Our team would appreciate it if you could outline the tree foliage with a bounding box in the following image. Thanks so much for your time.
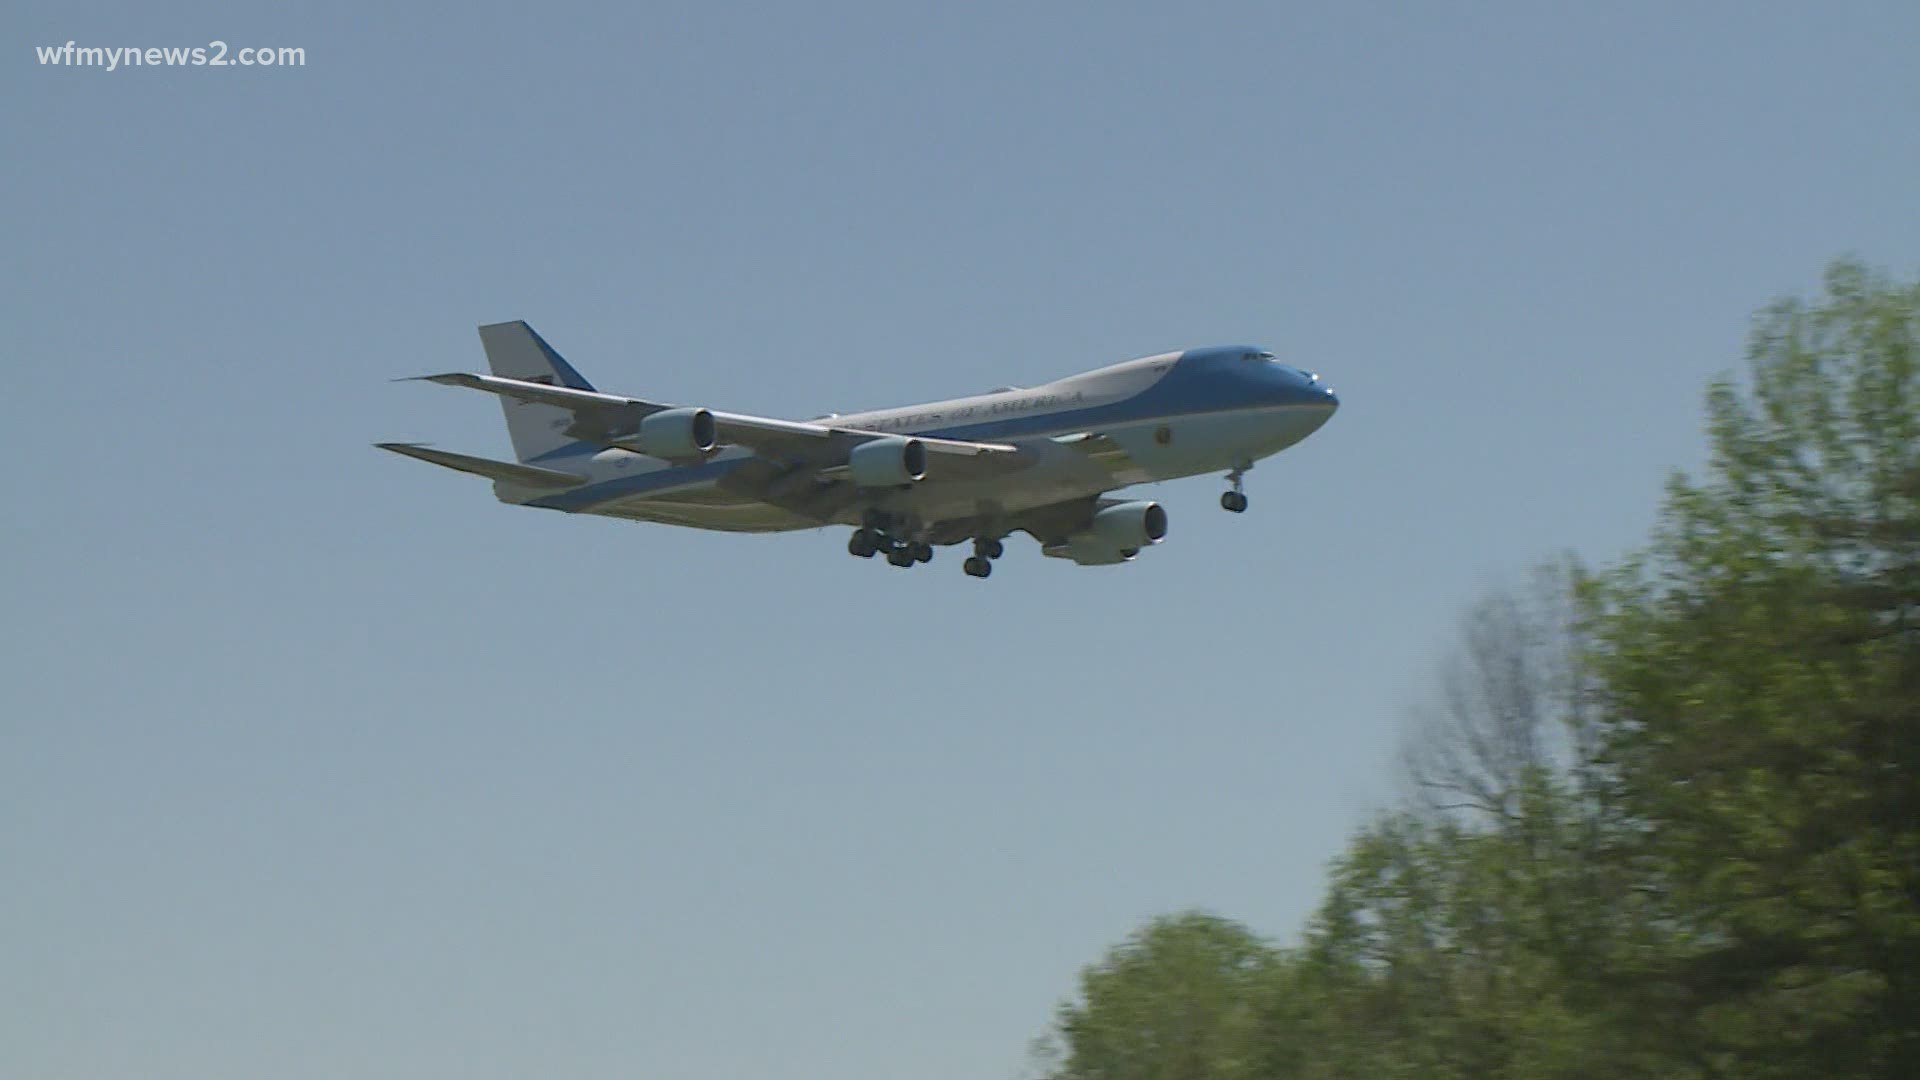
[1035,260,1919,1080]
[1585,258,1920,1076]
[1044,913,1278,1080]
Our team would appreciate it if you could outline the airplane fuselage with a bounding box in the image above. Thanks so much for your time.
[507,345,1338,536]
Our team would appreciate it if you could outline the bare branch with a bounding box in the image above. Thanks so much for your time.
[1401,557,1589,830]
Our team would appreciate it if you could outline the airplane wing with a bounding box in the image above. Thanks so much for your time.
[410,372,1025,476]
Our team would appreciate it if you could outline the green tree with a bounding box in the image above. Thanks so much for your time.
[1033,260,1918,1080]
[1383,559,1698,1077]
[1298,806,1666,1080]
[1587,259,1920,1076]
[1040,913,1279,1080]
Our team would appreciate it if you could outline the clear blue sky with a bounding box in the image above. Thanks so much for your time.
[5,2,1916,1077]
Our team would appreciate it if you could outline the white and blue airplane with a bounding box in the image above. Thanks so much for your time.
[381,322,1338,578]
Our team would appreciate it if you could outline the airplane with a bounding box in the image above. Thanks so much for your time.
[380,322,1339,578]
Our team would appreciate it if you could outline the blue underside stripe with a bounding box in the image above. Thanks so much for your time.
[528,458,744,512]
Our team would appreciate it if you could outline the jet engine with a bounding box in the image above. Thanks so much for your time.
[633,407,718,459]
[848,437,928,487]
[1041,501,1169,565]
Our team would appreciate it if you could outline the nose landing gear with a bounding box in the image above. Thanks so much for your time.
[1220,463,1251,513]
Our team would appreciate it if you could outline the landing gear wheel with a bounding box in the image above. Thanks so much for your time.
[963,556,993,578]
[974,538,1004,560]
[910,541,934,563]
[848,529,880,557]
[1222,463,1251,513]
[887,548,916,568]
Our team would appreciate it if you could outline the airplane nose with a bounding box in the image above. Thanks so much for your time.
[1320,385,1339,411]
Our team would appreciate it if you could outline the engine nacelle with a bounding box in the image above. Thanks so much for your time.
[1041,540,1135,565]
[633,407,717,459]
[847,437,928,487]
[1089,500,1168,549]
[1040,501,1168,565]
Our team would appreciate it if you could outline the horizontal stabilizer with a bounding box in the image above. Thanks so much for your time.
[376,443,588,489]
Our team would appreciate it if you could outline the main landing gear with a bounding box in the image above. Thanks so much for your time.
[848,511,934,569]
[849,511,1005,580]
[962,537,1004,579]
[849,528,932,566]
[1220,463,1251,513]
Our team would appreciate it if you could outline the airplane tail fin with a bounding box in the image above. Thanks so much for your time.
[477,321,597,462]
